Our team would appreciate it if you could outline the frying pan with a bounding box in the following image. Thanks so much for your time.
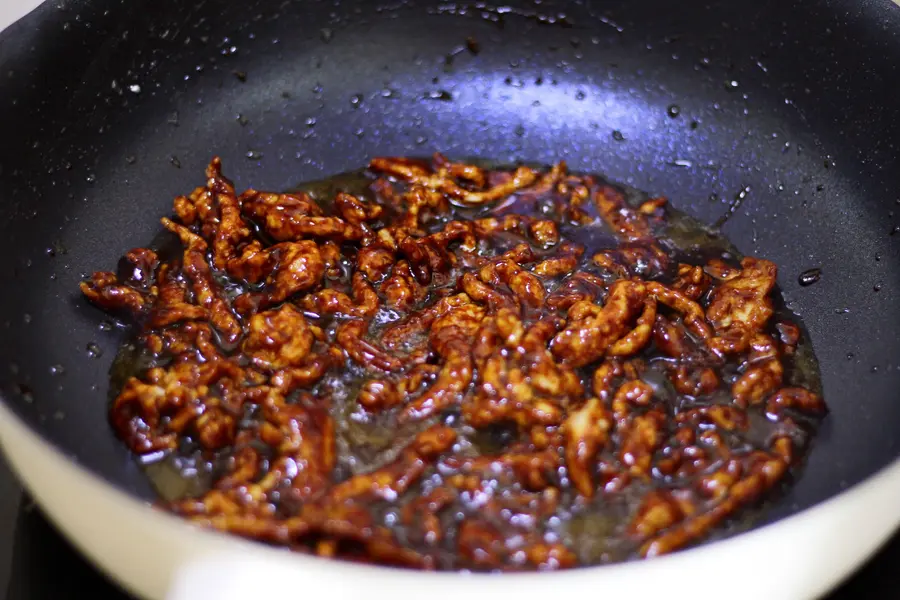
[1,0,900,597]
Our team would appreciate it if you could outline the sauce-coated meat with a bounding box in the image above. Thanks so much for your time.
[82,155,826,571]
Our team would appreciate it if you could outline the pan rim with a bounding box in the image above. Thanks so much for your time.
[2,0,900,596]
[0,0,42,34]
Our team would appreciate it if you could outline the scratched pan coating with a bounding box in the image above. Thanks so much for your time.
[0,0,899,545]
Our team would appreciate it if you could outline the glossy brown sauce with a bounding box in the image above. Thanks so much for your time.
[84,155,825,570]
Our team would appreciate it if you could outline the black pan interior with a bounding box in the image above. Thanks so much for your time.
[1,0,900,527]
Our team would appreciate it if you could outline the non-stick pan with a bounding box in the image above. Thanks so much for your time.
[2,0,900,598]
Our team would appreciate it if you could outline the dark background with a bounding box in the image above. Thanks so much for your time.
[0,453,896,598]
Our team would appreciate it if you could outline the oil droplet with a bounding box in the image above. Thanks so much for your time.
[237,114,249,126]
[128,83,142,94]
[305,116,317,127]
[49,364,65,376]
[667,104,681,118]
[415,135,428,145]
[350,94,363,107]
[847,352,855,360]
[246,150,263,160]
[798,268,821,287]
[574,90,586,101]
[99,320,113,331]
[16,383,33,404]
[86,342,102,358]
[873,282,883,292]
[669,159,693,168]
[890,225,900,236]
[422,90,453,101]
[611,130,625,141]
[834,307,850,314]
[689,120,699,130]
[170,156,182,168]
[725,80,739,91]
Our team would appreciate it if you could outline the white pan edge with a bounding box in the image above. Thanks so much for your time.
[1,401,900,600]
[0,0,43,33]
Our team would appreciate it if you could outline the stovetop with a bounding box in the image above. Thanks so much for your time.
[0,455,897,599]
